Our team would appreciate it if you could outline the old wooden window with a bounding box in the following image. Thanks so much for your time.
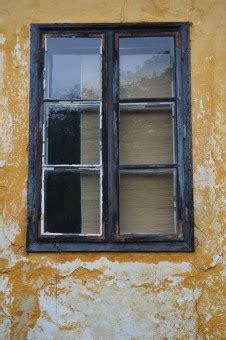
[27,23,194,252]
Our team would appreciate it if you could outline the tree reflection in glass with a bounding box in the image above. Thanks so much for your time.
[119,37,175,99]
[45,38,102,100]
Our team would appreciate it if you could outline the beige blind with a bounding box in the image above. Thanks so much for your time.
[80,111,100,164]
[120,173,175,234]
[81,173,100,234]
[80,111,101,234]
[120,108,173,164]
[120,65,173,99]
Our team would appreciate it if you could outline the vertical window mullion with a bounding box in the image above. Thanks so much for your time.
[101,32,108,241]
[175,32,184,233]
[106,31,119,241]
[177,24,193,246]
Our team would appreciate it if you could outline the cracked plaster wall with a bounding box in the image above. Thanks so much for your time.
[0,0,225,339]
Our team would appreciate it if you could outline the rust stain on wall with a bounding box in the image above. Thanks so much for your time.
[0,0,225,339]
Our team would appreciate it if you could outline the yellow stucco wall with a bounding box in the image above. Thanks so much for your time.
[0,0,225,338]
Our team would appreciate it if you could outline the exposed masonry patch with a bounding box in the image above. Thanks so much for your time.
[0,34,6,45]
[0,160,6,167]
[210,254,223,268]
[1,45,12,155]
[20,188,27,209]
[0,51,3,85]
[194,162,216,189]
[12,40,22,64]
[0,218,20,251]
[0,275,11,339]
[12,35,29,68]
[0,276,12,305]
[53,258,192,286]
[0,218,25,267]
[26,270,201,340]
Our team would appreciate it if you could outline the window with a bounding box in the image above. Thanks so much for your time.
[27,23,194,252]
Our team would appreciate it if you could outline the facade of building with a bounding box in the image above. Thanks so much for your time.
[0,0,225,338]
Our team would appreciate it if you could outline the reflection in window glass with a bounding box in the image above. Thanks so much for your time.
[119,37,175,99]
[45,37,102,100]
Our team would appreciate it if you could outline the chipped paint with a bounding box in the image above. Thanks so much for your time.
[0,0,225,338]
[0,34,6,45]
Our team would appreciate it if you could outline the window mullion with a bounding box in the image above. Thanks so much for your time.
[106,31,119,242]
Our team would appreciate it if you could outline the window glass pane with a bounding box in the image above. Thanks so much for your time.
[119,37,175,99]
[44,171,100,234]
[120,104,174,164]
[45,37,102,100]
[120,172,175,234]
[45,104,100,165]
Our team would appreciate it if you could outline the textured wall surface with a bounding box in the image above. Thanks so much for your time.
[0,0,225,339]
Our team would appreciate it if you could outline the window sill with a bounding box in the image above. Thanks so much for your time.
[27,241,194,252]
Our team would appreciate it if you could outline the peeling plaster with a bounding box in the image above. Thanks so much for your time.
[0,0,225,339]
[0,34,6,45]
[195,163,216,189]
[0,218,20,251]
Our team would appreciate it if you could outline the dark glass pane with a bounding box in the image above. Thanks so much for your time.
[45,37,102,100]
[119,37,175,99]
[44,171,100,234]
[46,105,100,165]
[120,104,174,164]
[120,172,175,234]
[45,171,81,233]
[48,109,81,164]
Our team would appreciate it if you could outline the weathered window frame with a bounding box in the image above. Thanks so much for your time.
[27,23,194,252]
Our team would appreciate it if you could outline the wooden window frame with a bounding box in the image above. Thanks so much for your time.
[27,23,194,252]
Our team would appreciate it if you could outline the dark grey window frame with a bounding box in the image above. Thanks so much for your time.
[27,23,194,252]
